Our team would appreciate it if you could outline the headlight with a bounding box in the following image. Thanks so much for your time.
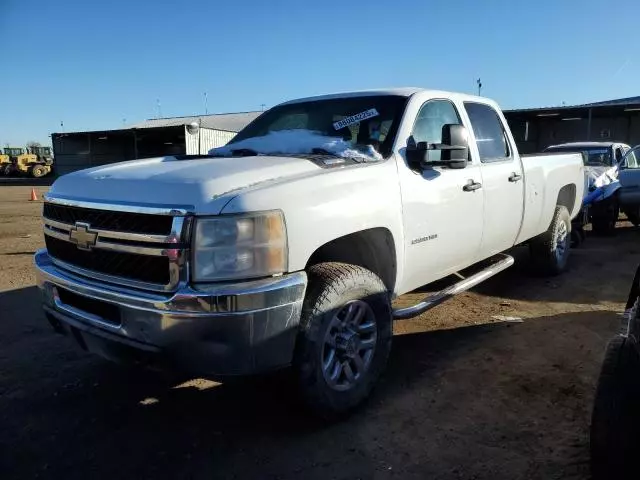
[192,211,287,282]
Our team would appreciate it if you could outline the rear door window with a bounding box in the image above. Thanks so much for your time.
[463,102,511,163]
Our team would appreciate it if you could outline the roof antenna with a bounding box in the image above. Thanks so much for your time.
[476,78,482,96]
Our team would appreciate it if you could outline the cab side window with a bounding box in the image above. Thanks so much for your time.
[411,100,462,162]
[624,149,639,168]
[463,102,511,163]
[615,147,624,164]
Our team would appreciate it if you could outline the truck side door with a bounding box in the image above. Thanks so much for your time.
[619,146,640,208]
[396,98,484,293]
[463,102,524,259]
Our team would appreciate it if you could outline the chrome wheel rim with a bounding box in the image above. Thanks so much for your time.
[555,220,569,262]
[321,300,377,391]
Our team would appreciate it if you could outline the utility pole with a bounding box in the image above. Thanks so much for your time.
[260,103,266,112]
[204,92,208,115]
[156,99,162,119]
[476,78,482,96]
[60,121,64,133]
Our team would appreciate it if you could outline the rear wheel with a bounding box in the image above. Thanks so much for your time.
[294,262,392,418]
[530,206,571,276]
[590,336,640,480]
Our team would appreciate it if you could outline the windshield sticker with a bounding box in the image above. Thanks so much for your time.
[333,109,379,130]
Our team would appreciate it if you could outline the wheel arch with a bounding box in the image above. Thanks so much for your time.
[556,183,577,215]
[305,228,397,293]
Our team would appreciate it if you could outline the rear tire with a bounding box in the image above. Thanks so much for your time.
[530,205,571,276]
[294,262,392,418]
[592,198,619,234]
[31,165,46,178]
[624,207,640,227]
[590,336,640,480]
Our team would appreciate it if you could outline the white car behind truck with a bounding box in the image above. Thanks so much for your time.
[544,141,632,234]
[35,88,584,415]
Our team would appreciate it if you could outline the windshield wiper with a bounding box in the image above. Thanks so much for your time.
[310,147,367,163]
[231,148,259,157]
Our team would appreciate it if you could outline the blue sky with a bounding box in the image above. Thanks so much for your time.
[1,0,638,146]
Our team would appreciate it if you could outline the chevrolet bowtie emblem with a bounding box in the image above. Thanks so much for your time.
[69,222,98,251]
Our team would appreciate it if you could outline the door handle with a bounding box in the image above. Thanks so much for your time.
[508,172,523,182]
[463,180,482,192]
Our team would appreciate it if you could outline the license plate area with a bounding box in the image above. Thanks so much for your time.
[56,287,122,327]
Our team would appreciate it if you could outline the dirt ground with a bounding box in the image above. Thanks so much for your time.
[0,184,636,479]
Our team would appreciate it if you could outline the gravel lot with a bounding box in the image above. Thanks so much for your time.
[1,184,636,479]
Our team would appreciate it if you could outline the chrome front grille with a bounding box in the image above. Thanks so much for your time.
[42,197,191,292]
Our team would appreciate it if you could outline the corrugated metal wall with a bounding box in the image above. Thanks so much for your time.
[185,127,236,154]
[52,132,137,176]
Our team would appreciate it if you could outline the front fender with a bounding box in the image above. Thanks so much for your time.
[220,159,406,295]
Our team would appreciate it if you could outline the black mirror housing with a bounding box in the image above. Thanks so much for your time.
[406,139,427,169]
[406,124,470,170]
[441,124,469,169]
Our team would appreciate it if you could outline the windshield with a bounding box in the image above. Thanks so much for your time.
[219,95,408,161]
[545,145,614,166]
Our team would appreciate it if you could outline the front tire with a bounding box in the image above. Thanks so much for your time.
[530,205,571,276]
[294,262,392,417]
[590,336,640,480]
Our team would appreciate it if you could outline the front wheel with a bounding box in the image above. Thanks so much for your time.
[294,262,392,417]
[530,205,571,276]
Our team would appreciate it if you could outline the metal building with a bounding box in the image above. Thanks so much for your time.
[51,111,261,176]
[504,96,640,154]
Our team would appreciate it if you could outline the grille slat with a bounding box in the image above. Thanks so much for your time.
[43,203,178,287]
[45,236,170,285]
[43,203,173,235]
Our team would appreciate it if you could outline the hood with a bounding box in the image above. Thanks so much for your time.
[48,155,323,214]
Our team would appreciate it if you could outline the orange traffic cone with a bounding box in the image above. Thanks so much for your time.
[29,188,38,201]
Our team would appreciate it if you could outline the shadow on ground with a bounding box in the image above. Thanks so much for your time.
[0,285,618,480]
[0,177,55,187]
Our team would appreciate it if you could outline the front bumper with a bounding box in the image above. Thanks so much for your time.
[34,249,307,375]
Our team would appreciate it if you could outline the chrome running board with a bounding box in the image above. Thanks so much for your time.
[392,254,515,320]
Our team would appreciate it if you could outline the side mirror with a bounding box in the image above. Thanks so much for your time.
[440,124,469,169]
[406,124,470,170]
[406,137,427,169]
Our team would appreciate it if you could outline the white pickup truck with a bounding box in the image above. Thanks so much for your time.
[35,88,584,415]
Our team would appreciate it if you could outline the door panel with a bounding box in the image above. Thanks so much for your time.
[463,102,524,258]
[619,147,640,207]
[397,99,484,294]
[477,161,524,256]
[399,165,484,292]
